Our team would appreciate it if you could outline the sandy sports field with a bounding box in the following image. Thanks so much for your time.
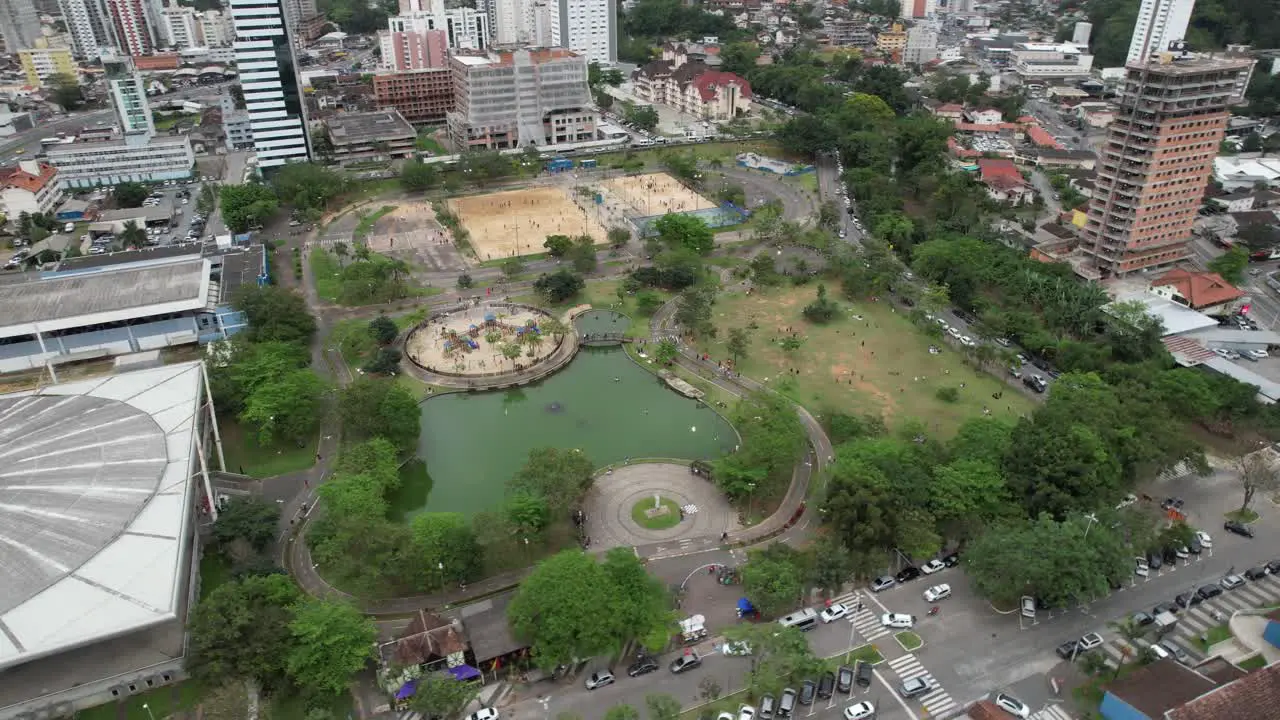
[602,172,715,217]
[448,186,608,261]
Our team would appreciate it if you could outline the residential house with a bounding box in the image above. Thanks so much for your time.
[1098,659,1220,720]
[1165,662,1280,720]
[0,160,62,217]
[1210,189,1256,213]
[930,102,964,122]
[631,50,751,121]
[964,107,1003,125]
[977,157,1033,205]
[1149,268,1244,315]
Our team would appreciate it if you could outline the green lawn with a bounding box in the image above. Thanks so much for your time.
[631,496,682,529]
[693,286,1032,437]
[895,631,923,651]
[265,691,353,720]
[511,278,670,340]
[199,552,232,601]
[309,249,343,303]
[220,419,316,478]
[1238,654,1267,671]
[1225,508,1259,523]
[1194,623,1233,652]
[331,317,380,368]
[74,682,206,720]
[354,205,397,241]
[842,643,884,665]
[416,131,447,155]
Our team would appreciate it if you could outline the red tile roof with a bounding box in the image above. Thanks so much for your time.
[1151,268,1244,309]
[935,103,964,113]
[954,121,1020,133]
[966,700,1005,720]
[0,162,56,194]
[1167,662,1280,720]
[978,158,1025,189]
[691,70,752,102]
[1027,124,1065,149]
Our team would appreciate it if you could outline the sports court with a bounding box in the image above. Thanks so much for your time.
[448,186,609,261]
[602,172,716,216]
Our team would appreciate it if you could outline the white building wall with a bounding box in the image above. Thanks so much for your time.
[48,135,194,187]
[551,0,614,64]
[1126,0,1194,65]
[58,0,118,58]
[230,0,310,167]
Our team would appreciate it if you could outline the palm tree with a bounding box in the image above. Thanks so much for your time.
[500,342,522,365]
[540,317,568,338]
[1107,618,1146,678]
[334,242,349,260]
[1078,651,1109,678]
[354,245,371,262]
[120,220,147,249]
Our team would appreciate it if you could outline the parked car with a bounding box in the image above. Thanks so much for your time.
[628,656,659,676]
[871,575,896,592]
[467,709,499,720]
[1176,591,1204,609]
[1132,612,1154,627]
[738,705,756,720]
[1158,641,1191,664]
[1244,566,1269,581]
[1195,531,1213,548]
[585,671,614,690]
[821,603,849,623]
[836,666,854,694]
[1023,375,1048,393]
[854,661,873,688]
[941,552,960,567]
[817,672,835,699]
[920,559,946,575]
[1224,520,1254,538]
[895,566,922,583]
[881,613,915,629]
[923,584,952,602]
[1197,584,1224,600]
[1056,640,1082,659]
[1267,559,1280,574]
[670,653,702,674]
[899,676,932,698]
[1079,633,1104,651]
[759,695,776,719]
[994,693,1030,719]
[797,680,816,706]
[842,702,875,720]
[1221,574,1245,590]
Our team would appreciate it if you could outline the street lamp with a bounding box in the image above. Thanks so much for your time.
[1083,512,1098,539]
[142,704,156,720]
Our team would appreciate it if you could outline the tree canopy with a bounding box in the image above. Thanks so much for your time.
[286,598,377,696]
[232,285,317,346]
[187,574,302,693]
[220,183,280,233]
[338,377,421,454]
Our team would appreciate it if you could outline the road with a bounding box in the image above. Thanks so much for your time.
[815,153,862,243]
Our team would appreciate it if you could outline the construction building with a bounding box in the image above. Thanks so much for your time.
[373,68,455,125]
[1080,53,1255,277]
[446,48,595,151]
[18,42,78,88]
[321,109,417,165]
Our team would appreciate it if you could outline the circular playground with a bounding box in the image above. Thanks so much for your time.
[404,302,565,380]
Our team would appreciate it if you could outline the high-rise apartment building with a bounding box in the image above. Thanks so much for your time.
[0,0,42,53]
[104,55,154,135]
[373,67,454,124]
[447,48,595,150]
[1126,0,1194,65]
[106,0,155,56]
[549,0,615,64]
[280,0,318,46]
[230,0,311,168]
[19,42,77,87]
[199,10,232,46]
[59,0,119,58]
[899,0,936,19]
[162,5,202,49]
[380,5,489,70]
[1080,54,1255,276]
[481,0,527,45]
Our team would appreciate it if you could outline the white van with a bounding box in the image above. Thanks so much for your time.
[777,607,819,632]
[63,222,75,233]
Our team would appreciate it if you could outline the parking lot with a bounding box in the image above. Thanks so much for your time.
[80,182,208,255]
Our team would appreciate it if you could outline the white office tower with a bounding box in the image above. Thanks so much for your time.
[1072,21,1092,45]
[482,0,526,45]
[230,0,311,168]
[1126,0,1195,64]
[199,10,232,46]
[104,56,154,135]
[0,0,41,53]
[163,5,202,49]
[549,0,615,63]
[529,0,552,46]
[59,0,119,58]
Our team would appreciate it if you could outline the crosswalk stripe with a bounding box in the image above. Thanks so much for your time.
[1031,705,1074,720]
[1218,594,1250,612]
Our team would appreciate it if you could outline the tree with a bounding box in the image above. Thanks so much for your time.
[239,368,326,446]
[605,706,641,720]
[457,273,474,289]
[220,183,280,233]
[623,104,660,131]
[741,542,807,618]
[120,220,147,249]
[502,258,525,279]
[727,327,750,366]
[508,549,671,669]
[114,182,149,208]
[362,347,402,375]
[654,213,714,255]
[50,73,83,110]
[211,496,281,558]
[233,285,316,346]
[674,284,716,337]
[807,537,857,594]
[400,161,440,192]
[410,673,481,719]
[802,283,839,323]
[507,447,596,512]
[1235,451,1280,514]
[645,694,682,720]
[720,42,761,76]
[505,492,551,536]
[635,291,664,316]
[410,512,483,588]
[187,574,302,693]
[338,377,421,454]
[533,269,585,303]
[368,316,398,345]
[568,235,598,274]
[1208,246,1249,284]
[608,226,631,249]
[654,338,678,365]
[544,234,574,257]
[269,163,349,214]
[286,598,377,696]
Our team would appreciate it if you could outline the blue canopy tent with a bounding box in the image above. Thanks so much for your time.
[448,665,482,681]
[737,598,755,618]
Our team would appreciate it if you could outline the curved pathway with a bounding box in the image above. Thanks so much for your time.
[583,463,742,550]
[278,159,831,614]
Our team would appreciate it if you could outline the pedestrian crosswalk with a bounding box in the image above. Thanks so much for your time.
[1030,704,1075,720]
[829,592,889,642]
[1095,573,1280,669]
[886,654,958,717]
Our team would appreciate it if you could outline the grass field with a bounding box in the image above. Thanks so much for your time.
[632,496,682,529]
[693,286,1033,438]
[354,205,397,241]
[220,419,316,478]
[310,249,342,303]
[510,277,671,339]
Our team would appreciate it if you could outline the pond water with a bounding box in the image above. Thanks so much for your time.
[574,309,631,336]
[401,347,736,516]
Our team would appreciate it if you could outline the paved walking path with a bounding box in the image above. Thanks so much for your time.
[583,463,742,549]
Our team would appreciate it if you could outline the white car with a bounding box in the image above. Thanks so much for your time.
[584,670,614,690]
[716,714,734,720]
[881,613,915,629]
[821,603,850,623]
[1115,493,1138,510]
[468,709,499,720]
[1135,557,1150,577]
[1246,349,1269,360]
[921,559,945,575]
[960,336,976,347]
[738,705,756,720]
[994,693,1030,719]
[923,584,952,602]
[1212,348,1241,360]
[1195,530,1213,548]
[721,640,752,656]
[948,327,962,338]
[843,702,876,720]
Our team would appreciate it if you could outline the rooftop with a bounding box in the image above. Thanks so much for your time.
[0,162,56,194]
[0,259,210,341]
[1103,659,1219,718]
[440,590,526,663]
[1107,291,1220,337]
[1151,268,1243,308]
[55,245,202,273]
[1126,53,1256,75]
[325,110,415,146]
[0,362,203,671]
[95,203,174,224]
[1169,659,1280,720]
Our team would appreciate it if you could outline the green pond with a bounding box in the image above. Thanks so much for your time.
[397,346,737,516]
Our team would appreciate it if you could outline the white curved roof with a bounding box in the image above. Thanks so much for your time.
[0,362,203,671]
